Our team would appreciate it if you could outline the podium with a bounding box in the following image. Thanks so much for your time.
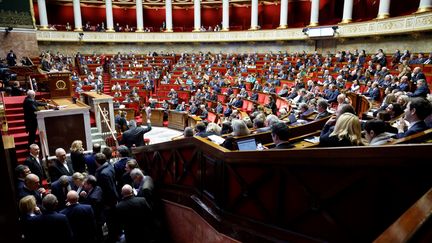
[142,108,164,127]
[36,98,92,158]
[168,111,188,130]
[45,72,73,98]
[82,92,115,134]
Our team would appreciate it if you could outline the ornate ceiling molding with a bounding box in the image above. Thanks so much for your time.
[36,12,432,43]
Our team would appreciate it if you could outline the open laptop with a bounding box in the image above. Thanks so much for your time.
[237,138,257,151]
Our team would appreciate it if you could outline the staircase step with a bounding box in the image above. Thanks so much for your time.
[5,107,23,115]
[6,113,24,121]
[9,126,27,133]
[7,119,25,127]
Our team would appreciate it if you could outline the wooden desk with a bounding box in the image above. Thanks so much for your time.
[188,115,202,128]
[142,108,164,127]
[168,110,188,130]
[114,108,135,121]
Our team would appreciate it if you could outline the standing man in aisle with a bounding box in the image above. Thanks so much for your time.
[23,90,47,146]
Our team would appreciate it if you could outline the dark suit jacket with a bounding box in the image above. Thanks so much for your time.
[30,211,73,243]
[48,159,74,182]
[397,120,429,138]
[409,85,430,98]
[95,162,119,207]
[24,155,46,181]
[50,178,71,209]
[273,142,295,149]
[17,186,42,205]
[315,111,331,120]
[23,97,46,131]
[70,151,86,173]
[121,125,152,148]
[80,186,104,225]
[60,204,97,243]
[115,196,153,243]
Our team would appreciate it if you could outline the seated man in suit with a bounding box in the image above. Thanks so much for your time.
[120,119,152,148]
[199,104,208,120]
[408,79,430,98]
[270,122,294,149]
[24,144,46,183]
[48,148,74,182]
[315,99,331,120]
[397,97,432,138]
[175,101,186,112]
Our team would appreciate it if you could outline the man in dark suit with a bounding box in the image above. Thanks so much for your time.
[17,173,45,205]
[94,153,118,243]
[6,50,17,66]
[15,164,30,191]
[30,194,73,243]
[48,148,74,182]
[51,175,72,210]
[114,185,154,243]
[408,79,430,98]
[61,191,97,243]
[130,168,154,207]
[120,119,152,148]
[80,175,104,242]
[270,122,294,149]
[397,97,432,138]
[24,144,46,183]
[315,100,331,120]
[199,104,208,120]
[411,67,426,85]
[23,90,47,146]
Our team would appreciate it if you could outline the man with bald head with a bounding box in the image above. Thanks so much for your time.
[60,190,97,243]
[17,173,45,205]
[114,184,154,243]
[48,147,74,182]
[23,89,48,146]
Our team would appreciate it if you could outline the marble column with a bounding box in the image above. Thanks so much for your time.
[250,0,259,30]
[417,0,432,13]
[309,0,320,26]
[194,0,201,31]
[376,0,390,19]
[105,0,114,31]
[73,0,83,31]
[136,0,144,32]
[278,0,288,29]
[222,0,229,31]
[340,0,353,24]
[37,0,49,30]
[165,0,173,32]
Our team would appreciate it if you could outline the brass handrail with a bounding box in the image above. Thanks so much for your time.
[97,104,118,148]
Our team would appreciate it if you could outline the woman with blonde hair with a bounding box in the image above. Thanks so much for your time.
[19,195,40,242]
[70,140,86,173]
[319,112,363,147]
[222,119,251,150]
[206,122,222,136]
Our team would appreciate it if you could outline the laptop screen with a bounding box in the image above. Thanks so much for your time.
[237,138,257,151]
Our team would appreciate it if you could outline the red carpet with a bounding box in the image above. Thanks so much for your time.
[3,95,29,163]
